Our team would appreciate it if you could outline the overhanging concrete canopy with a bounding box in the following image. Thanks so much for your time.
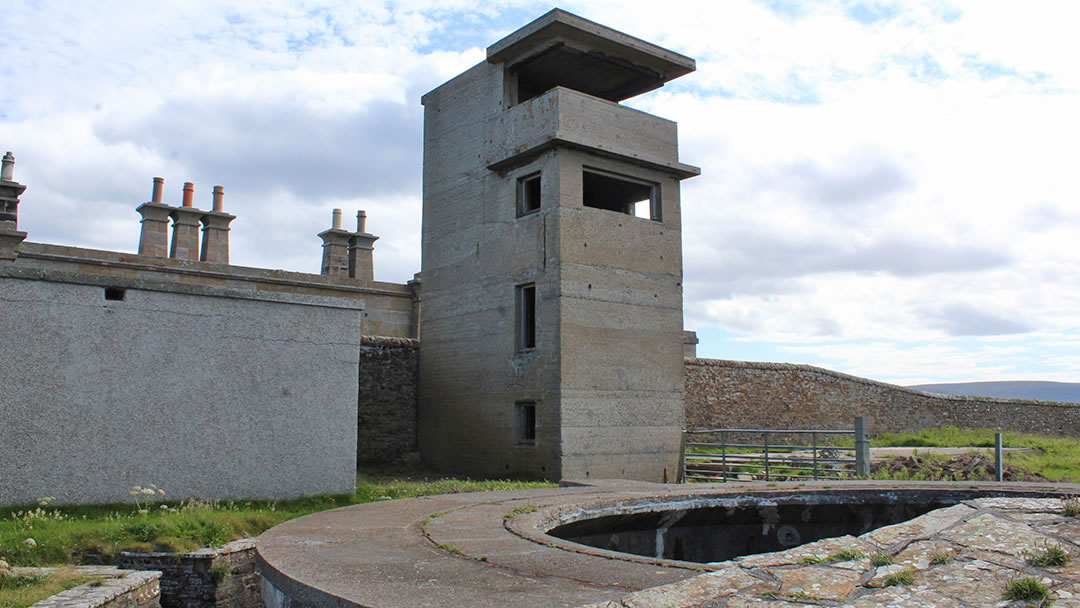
[487,9,696,102]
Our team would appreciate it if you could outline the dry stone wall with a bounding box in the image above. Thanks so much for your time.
[685,358,1080,436]
[357,336,419,463]
[116,540,259,608]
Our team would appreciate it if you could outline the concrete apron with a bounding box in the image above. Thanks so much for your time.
[255,480,1080,608]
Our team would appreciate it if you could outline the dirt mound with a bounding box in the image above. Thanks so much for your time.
[871,453,1048,482]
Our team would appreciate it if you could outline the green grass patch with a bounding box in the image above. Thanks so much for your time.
[1062,496,1080,518]
[828,548,865,562]
[1004,577,1049,602]
[502,504,540,521]
[1,466,554,568]
[0,567,101,608]
[870,553,894,567]
[883,570,915,587]
[799,555,823,564]
[929,552,951,565]
[873,426,1080,482]
[1026,545,1070,568]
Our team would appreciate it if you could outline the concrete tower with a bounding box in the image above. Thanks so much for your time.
[419,10,699,481]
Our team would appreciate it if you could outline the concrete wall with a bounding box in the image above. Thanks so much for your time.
[357,336,419,464]
[554,147,686,482]
[419,44,693,482]
[0,243,416,506]
[419,62,565,479]
[685,358,1080,437]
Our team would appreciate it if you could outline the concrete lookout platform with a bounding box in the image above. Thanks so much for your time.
[255,480,1080,608]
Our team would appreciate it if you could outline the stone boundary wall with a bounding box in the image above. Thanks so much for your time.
[28,567,160,608]
[685,358,1080,437]
[116,540,258,608]
[357,336,420,464]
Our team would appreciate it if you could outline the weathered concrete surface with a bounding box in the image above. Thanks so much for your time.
[685,358,1080,436]
[256,480,1080,608]
[419,9,696,483]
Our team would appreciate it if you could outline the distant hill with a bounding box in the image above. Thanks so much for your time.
[908,381,1080,404]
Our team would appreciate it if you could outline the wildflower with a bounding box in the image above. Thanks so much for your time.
[24,538,37,548]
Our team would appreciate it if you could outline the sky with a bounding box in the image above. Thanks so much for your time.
[2,0,1078,386]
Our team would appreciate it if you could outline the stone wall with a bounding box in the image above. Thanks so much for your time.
[22,567,160,608]
[357,336,419,463]
[685,359,1080,436]
[116,540,259,608]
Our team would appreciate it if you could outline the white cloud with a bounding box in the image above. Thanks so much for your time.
[2,0,1079,383]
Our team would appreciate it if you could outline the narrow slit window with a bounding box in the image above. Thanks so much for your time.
[516,283,536,351]
[518,173,541,216]
[515,401,536,445]
[582,169,661,221]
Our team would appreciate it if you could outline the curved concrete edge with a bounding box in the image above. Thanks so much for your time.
[256,481,1080,608]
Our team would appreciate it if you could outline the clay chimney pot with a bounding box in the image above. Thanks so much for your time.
[182,182,194,207]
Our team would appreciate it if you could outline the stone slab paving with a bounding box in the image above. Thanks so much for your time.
[585,495,1080,607]
[256,481,1080,608]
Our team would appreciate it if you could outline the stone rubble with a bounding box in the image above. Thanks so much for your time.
[581,497,1080,607]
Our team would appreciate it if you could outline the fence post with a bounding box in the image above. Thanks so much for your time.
[677,430,687,483]
[763,431,770,481]
[855,417,870,477]
[995,432,1003,482]
[721,431,728,482]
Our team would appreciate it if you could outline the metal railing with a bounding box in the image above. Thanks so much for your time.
[680,417,870,482]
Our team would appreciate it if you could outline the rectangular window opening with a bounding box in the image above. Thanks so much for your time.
[104,287,126,301]
[516,283,536,351]
[515,401,537,445]
[582,169,661,221]
[518,173,541,216]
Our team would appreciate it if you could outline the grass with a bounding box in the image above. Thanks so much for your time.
[0,567,101,608]
[1063,496,1080,518]
[873,426,1080,482]
[828,548,865,562]
[1004,577,1049,602]
[690,426,1080,482]
[929,552,951,565]
[870,553,894,567]
[502,504,539,521]
[1026,545,1070,568]
[0,466,553,568]
[882,570,915,587]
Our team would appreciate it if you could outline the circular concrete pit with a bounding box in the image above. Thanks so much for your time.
[255,480,1079,608]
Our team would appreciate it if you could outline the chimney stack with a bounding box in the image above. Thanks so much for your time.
[199,185,235,264]
[136,177,174,257]
[0,151,28,262]
[318,208,352,279]
[348,209,378,282]
[169,182,203,261]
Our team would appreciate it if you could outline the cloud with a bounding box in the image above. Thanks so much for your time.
[3,0,1080,385]
[920,303,1034,337]
[95,95,422,201]
[684,229,1012,302]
